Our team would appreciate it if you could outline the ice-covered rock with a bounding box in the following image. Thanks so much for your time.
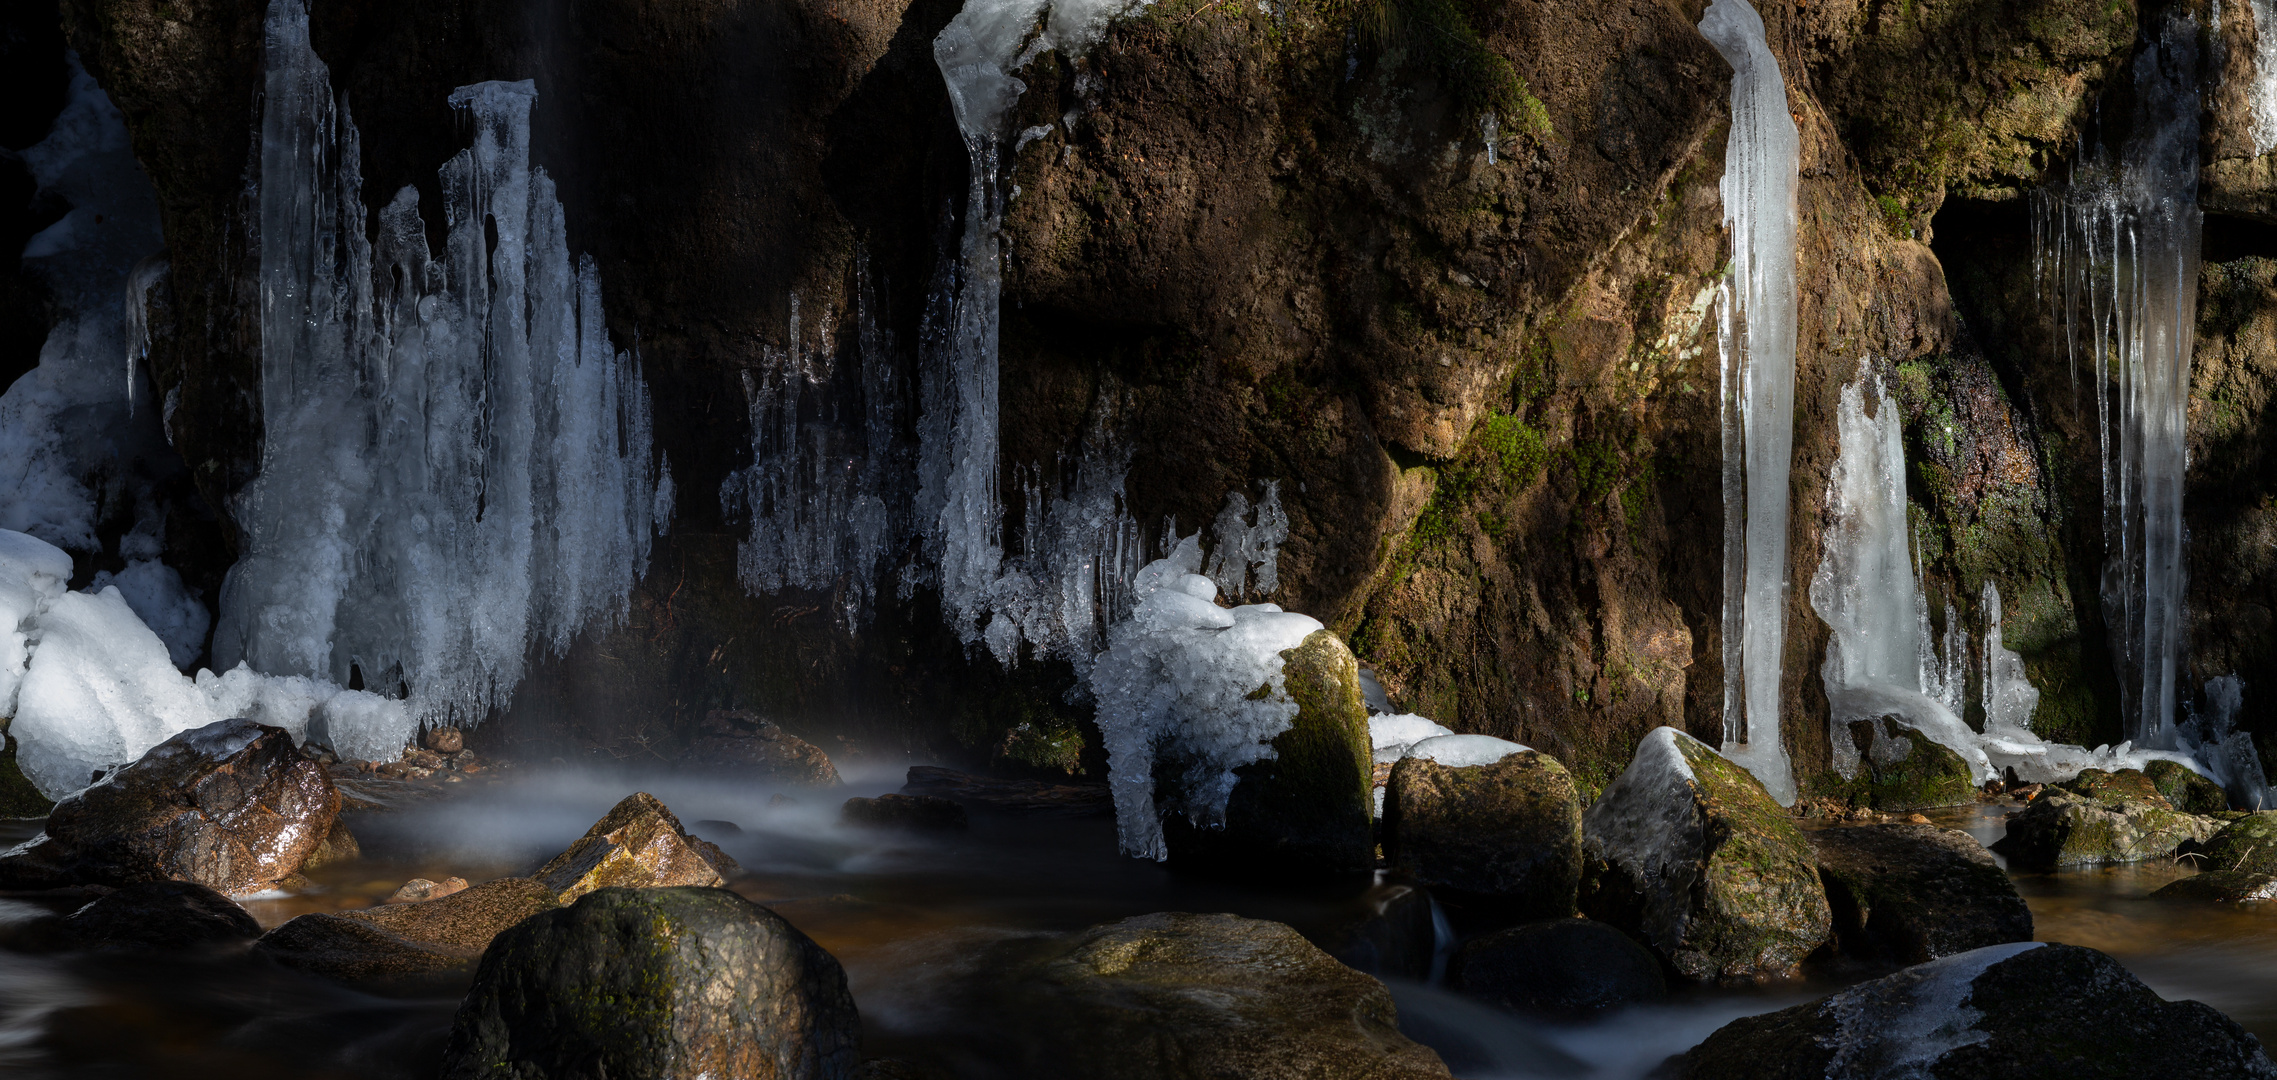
[1831,717,1979,811]
[1579,727,1830,980]
[1088,538,1327,860]
[13,587,214,796]
[1369,714,1454,764]
[1668,943,2277,1079]
[86,559,208,668]
[0,531,72,717]
[1383,745,1582,919]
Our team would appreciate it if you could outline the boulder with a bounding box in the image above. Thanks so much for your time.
[679,710,841,786]
[535,792,743,901]
[256,876,561,984]
[0,719,338,894]
[1449,918,1666,1016]
[438,886,861,1080]
[2152,870,2277,902]
[967,912,1450,1079]
[1383,738,1583,919]
[1667,943,2277,1079]
[1321,879,1439,980]
[1163,629,1374,879]
[900,765,1114,817]
[2057,767,2172,807]
[425,726,465,754]
[2189,810,2277,876]
[1809,824,2032,963]
[387,876,470,904]
[300,821,361,871]
[1579,727,1831,980]
[2145,760,2230,814]
[1990,789,2221,869]
[54,880,261,952]
[1836,719,1978,810]
[840,793,968,832]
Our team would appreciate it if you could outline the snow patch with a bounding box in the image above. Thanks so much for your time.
[1369,713,1454,764]
[1405,733,1529,768]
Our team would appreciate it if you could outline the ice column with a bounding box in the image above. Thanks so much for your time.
[1700,0,1801,804]
[2032,16,2201,750]
[218,0,657,726]
[2253,0,2277,155]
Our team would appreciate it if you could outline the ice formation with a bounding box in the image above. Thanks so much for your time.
[2032,15,2201,751]
[1817,943,2043,1076]
[1699,0,1801,805]
[1205,482,1291,600]
[2253,0,2277,156]
[216,0,659,725]
[1369,713,1455,764]
[0,533,73,718]
[1403,734,1529,768]
[1087,537,1324,860]
[89,558,210,669]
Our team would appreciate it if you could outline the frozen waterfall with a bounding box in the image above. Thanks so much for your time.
[215,0,660,724]
[1699,0,1801,805]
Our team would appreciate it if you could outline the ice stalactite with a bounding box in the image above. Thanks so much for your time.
[1699,0,1801,805]
[1810,378,1994,782]
[2253,0,2277,155]
[216,0,658,728]
[2032,15,2204,752]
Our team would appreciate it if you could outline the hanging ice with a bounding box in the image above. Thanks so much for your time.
[212,0,658,728]
[2252,0,2277,155]
[1979,582,2042,741]
[1699,0,1801,804]
[1087,537,1324,860]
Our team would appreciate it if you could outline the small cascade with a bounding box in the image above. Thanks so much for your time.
[217,0,660,725]
[1698,0,1802,804]
[2032,15,2203,751]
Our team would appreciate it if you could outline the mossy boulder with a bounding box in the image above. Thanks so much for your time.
[1809,824,2031,964]
[2145,760,2230,814]
[440,886,860,1080]
[2151,871,2277,903]
[1164,630,1373,880]
[256,877,563,986]
[1667,943,2277,1079]
[2191,811,2277,877]
[1833,720,1978,811]
[534,792,742,902]
[1579,728,1832,981]
[1383,743,1583,920]
[1991,790,2222,869]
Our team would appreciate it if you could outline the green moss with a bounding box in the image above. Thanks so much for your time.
[1353,0,1547,131]
[1476,414,1545,486]
[0,737,51,818]
[998,721,1087,775]
[2143,760,2227,814]
[1837,726,1978,810]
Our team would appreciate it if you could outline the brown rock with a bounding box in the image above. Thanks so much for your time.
[386,876,470,904]
[534,792,742,902]
[0,719,338,895]
[1383,747,1584,920]
[424,727,465,754]
[678,710,841,786]
[1809,824,2032,964]
[901,766,1113,817]
[255,876,561,984]
[301,822,361,871]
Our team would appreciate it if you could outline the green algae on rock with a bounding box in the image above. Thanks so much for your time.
[2145,760,2230,814]
[2191,811,2277,877]
[2152,870,2277,903]
[1823,719,1978,811]
[1990,789,2221,869]
[1383,744,1583,919]
[1579,727,1831,981]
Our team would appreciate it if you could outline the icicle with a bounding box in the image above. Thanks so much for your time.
[122,255,167,416]
[2253,0,2277,155]
[1481,113,1500,165]
[1699,0,1801,805]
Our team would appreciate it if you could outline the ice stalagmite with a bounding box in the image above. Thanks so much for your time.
[216,0,658,729]
[1699,0,1801,804]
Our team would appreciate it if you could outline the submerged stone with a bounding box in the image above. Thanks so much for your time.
[2151,870,2277,902]
[439,886,860,1080]
[1450,918,1666,1016]
[1809,823,2031,963]
[1383,746,1582,919]
[1667,943,2277,1079]
[535,792,742,901]
[900,766,1113,817]
[1990,789,2220,869]
[1321,879,1439,980]
[256,876,562,985]
[2145,760,2229,814]
[1580,727,1831,980]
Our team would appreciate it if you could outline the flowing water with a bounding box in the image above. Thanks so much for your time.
[3,777,2275,1078]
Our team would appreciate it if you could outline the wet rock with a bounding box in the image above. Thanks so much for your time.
[841,793,968,832]
[1579,728,1831,981]
[0,719,338,894]
[535,792,743,902]
[1990,789,2221,869]
[971,912,1450,1079]
[900,765,1113,817]
[679,710,841,786]
[1450,918,1665,1016]
[1666,943,2277,1079]
[1837,719,1978,811]
[439,886,860,1080]
[386,876,470,904]
[1809,824,2031,964]
[58,880,261,952]
[2189,810,2277,876]
[2151,870,2277,902]
[424,727,465,754]
[1383,741,1583,920]
[1321,879,1440,980]
[2057,767,2172,807]
[301,821,360,871]
[2145,761,2229,814]
[256,877,561,985]
[1162,629,1374,879]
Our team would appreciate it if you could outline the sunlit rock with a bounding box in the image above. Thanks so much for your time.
[1383,740,1582,919]
[535,792,742,902]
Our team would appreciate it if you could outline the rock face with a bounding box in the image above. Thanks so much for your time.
[1382,745,1583,919]
[1669,943,2277,1080]
[971,912,1450,1080]
[1163,629,1374,880]
[840,793,968,832]
[679,710,841,786]
[1449,919,1665,1016]
[0,719,337,894]
[2145,761,2229,814]
[1991,788,2222,869]
[256,877,563,984]
[1580,728,1831,981]
[534,792,742,901]
[1809,824,2031,964]
[439,886,861,1080]
[2189,811,2277,876]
